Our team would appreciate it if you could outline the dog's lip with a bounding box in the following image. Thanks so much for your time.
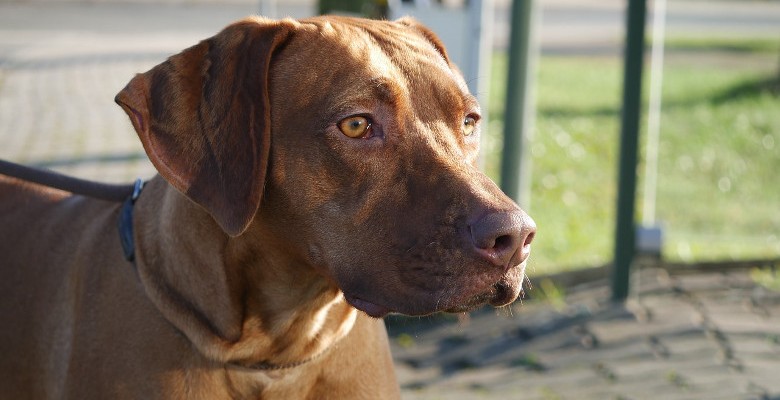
[441,282,512,313]
[343,264,525,317]
[444,265,525,312]
[344,293,392,318]
[488,278,519,307]
[443,292,494,313]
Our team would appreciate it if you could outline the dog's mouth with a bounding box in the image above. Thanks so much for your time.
[443,278,520,313]
[344,267,525,318]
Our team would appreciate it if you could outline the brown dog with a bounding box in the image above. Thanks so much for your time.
[0,16,535,399]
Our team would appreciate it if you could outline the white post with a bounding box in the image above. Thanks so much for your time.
[259,0,277,18]
[642,0,667,226]
[637,0,667,256]
[469,0,495,172]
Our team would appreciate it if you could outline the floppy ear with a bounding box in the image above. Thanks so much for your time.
[115,18,292,236]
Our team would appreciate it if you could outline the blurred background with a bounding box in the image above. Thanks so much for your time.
[1,0,779,398]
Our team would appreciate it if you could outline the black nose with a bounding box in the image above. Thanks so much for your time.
[470,210,536,270]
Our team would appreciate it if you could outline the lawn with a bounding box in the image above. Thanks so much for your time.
[485,39,780,273]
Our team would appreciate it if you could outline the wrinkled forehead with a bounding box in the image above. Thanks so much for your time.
[272,17,471,105]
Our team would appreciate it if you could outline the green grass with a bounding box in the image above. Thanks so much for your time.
[662,37,780,54]
[485,43,780,273]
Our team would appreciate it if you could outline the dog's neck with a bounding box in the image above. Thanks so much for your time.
[132,176,357,369]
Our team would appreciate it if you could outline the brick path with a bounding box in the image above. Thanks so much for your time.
[390,265,780,400]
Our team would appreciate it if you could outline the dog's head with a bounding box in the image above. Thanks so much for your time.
[116,16,535,318]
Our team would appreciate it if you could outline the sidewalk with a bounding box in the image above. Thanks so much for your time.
[390,264,780,399]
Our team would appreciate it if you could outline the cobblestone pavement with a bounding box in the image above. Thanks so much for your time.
[390,264,780,400]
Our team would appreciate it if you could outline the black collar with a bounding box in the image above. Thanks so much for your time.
[118,179,145,262]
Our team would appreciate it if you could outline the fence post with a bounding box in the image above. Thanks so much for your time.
[612,0,647,302]
[500,0,538,207]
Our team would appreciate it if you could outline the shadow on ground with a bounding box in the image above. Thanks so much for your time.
[390,260,780,400]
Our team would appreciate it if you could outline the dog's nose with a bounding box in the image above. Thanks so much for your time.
[470,210,536,269]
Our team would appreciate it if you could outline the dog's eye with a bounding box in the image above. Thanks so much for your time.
[338,116,372,138]
[463,115,479,136]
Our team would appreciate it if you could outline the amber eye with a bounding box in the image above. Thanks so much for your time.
[463,114,478,136]
[338,116,372,138]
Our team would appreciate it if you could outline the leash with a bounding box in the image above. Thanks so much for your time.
[0,159,136,202]
[0,159,144,262]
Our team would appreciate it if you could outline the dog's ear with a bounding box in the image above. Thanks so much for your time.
[395,17,452,65]
[115,18,292,236]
